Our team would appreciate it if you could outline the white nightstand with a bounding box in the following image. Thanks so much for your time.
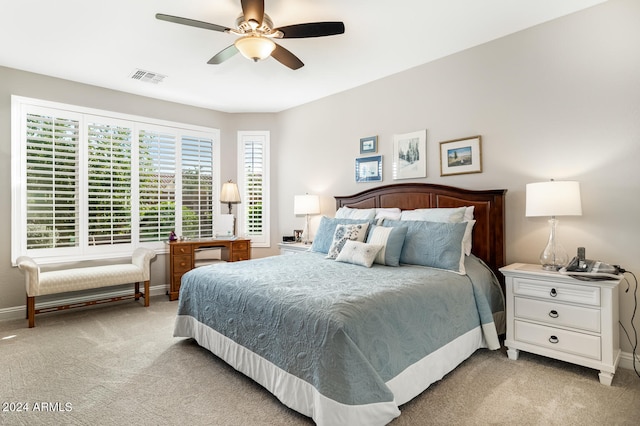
[500,263,622,385]
[278,242,312,255]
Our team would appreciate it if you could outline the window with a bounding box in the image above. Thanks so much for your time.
[11,96,220,264]
[87,120,133,246]
[237,131,270,247]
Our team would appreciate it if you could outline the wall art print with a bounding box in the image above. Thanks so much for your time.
[392,130,426,180]
[439,135,482,176]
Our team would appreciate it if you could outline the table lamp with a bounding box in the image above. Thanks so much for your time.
[220,180,241,236]
[294,194,320,245]
[526,179,582,270]
[220,180,241,214]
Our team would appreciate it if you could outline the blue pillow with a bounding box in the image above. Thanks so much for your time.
[311,216,374,254]
[384,219,467,274]
[365,224,408,267]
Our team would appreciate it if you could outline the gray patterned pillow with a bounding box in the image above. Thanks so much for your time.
[311,217,375,254]
[335,241,383,267]
[326,223,370,259]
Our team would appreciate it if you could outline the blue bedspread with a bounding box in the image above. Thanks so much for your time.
[174,252,504,423]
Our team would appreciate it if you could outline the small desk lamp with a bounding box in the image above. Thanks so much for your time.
[220,180,241,236]
[220,180,241,214]
[526,179,582,270]
[294,194,320,245]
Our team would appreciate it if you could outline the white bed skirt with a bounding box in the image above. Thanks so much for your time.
[174,315,490,426]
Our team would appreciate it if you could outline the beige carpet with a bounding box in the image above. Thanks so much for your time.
[1,297,639,425]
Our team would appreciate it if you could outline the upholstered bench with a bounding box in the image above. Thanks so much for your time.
[16,248,156,328]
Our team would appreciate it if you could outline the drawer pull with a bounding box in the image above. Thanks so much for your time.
[548,310,559,318]
[550,288,558,297]
[548,335,559,344]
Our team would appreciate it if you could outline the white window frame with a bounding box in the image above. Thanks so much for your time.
[237,131,270,248]
[11,96,220,264]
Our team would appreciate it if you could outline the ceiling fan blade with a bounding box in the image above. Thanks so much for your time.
[156,13,229,32]
[275,22,345,39]
[241,0,265,26]
[271,43,304,70]
[207,45,239,64]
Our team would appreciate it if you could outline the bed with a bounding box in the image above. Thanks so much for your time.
[174,183,507,425]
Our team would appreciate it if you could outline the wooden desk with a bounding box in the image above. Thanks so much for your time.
[168,238,250,301]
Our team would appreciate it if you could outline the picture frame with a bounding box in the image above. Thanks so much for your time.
[294,229,303,243]
[392,130,427,180]
[439,135,483,176]
[359,135,378,154]
[355,155,383,182]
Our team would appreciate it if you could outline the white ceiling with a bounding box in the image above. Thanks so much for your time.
[0,0,605,113]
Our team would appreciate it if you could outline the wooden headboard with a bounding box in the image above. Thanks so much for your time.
[335,183,507,280]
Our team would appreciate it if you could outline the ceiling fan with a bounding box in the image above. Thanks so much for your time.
[156,0,345,70]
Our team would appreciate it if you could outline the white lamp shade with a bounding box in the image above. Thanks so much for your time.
[526,181,582,217]
[235,36,276,61]
[294,194,320,215]
[220,181,241,203]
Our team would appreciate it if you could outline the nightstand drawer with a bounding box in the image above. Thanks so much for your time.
[514,297,601,332]
[513,277,600,306]
[514,320,601,360]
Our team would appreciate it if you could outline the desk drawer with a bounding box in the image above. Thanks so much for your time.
[233,240,249,251]
[514,297,600,332]
[514,320,601,360]
[172,245,193,256]
[231,251,249,261]
[513,278,600,306]
[172,255,192,273]
[231,241,249,261]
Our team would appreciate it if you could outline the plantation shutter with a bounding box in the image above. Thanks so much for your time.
[25,112,80,250]
[238,131,270,247]
[87,121,133,246]
[12,96,221,263]
[181,136,214,239]
[138,130,177,242]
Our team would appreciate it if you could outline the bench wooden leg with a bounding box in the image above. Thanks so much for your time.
[135,282,140,301]
[144,280,150,307]
[26,295,35,328]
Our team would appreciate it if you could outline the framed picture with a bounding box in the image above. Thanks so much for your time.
[294,229,303,242]
[355,155,383,182]
[359,135,378,154]
[392,130,426,180]
[439,135,483,176]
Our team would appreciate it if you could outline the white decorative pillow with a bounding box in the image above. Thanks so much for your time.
[400,207,467,222]
[374,208,402,224]
[366,224,408,266]
[335,206,376,220]
[335,241,383,268]
[464,206,475,222]
[326,223,370,259]
[463,220,476,256]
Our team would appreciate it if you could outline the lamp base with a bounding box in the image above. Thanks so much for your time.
[541,264,563,272]
[539,218,569,271]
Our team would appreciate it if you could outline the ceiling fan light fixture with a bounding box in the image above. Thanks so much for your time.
[235,36,275,62]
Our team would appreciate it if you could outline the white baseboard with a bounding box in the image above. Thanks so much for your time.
[0,284,169,323]
[619,350,639,372]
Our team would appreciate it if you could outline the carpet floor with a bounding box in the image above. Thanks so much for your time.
[1,296,639,425]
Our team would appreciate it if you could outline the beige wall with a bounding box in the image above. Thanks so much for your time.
[275,0,640,352]
[0,0,638,354]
